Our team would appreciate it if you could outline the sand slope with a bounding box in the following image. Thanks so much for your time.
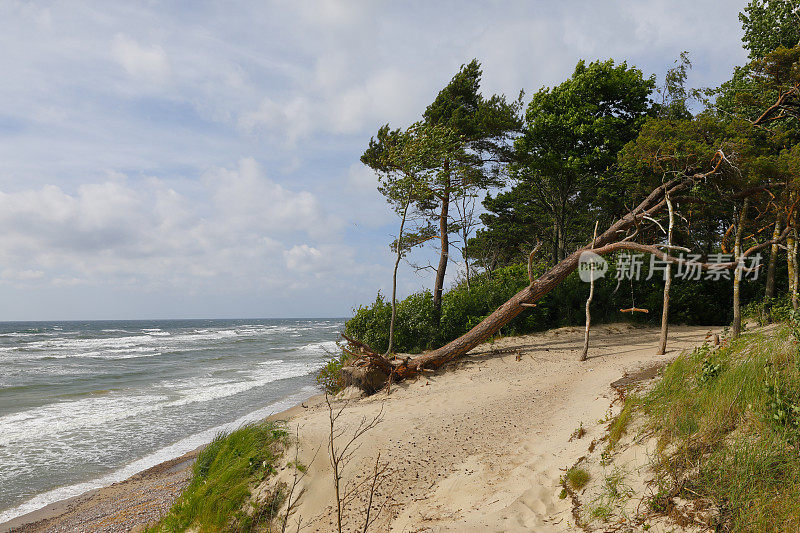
[281,324,717,532]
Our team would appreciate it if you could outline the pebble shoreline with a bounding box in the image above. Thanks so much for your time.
[1,452,197,533]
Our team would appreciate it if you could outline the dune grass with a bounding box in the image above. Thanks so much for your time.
[149,421,289,533]
[626,325,800,531]
[566,467,591,490]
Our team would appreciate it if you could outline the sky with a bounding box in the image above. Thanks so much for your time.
[0,0,750,320]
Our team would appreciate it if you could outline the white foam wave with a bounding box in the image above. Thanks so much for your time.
[0,361,319,447]
[0,394,170,447]
[296,340,339,356]
[0,387,318,525]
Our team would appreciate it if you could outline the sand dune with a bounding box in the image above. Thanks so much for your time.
[279,323,717,532]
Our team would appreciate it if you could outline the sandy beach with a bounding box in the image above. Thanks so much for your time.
[2,323,718,532]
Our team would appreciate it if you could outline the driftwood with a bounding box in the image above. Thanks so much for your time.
[342,155,789,392]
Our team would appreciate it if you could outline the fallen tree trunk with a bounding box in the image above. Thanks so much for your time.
[399,173,695,375]
[343,155,787,390]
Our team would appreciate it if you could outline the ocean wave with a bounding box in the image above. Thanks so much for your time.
[0,387,319,525]
[0,361,319,447]
[2,328,261,360]
[295,340,339,356]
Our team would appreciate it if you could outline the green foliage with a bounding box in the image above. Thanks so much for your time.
[654,51,697,119]
[608,400,636,448]
[362,60,522,314]
[485,59,655,266]
[636,328,800,531]
[345,291,436,354]
[315,350,352,395]
[346,255,749,355]
[699,359,722,384]
[588,468,632,523]
[763,360,800,436]
[345,266,527,353]
[423,59,522,148]
[740,0,800,60]
[150,422,288,532]
[773,294,796,323]
[566,467,591,490]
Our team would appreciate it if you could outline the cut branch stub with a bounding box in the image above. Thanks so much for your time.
[527,241,543,285]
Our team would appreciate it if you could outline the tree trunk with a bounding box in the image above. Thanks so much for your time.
[789,225,798,311]
[762,216,781,324]
[432,163,450,324]
[657,192,675,355]
[386,200,410,356]
[464,250,471,290]
[580,221,599,361]
[732,198,749,340]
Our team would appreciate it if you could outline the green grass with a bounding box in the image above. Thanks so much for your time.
[149,421,289,532]
[587,467,632,523]
[607,399,637,448]
[590,503,613,521]
[626,326,800,532]
[566,467,591,490]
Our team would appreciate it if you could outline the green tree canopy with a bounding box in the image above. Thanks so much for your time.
[741,0,800,60]
[474,59,655,266]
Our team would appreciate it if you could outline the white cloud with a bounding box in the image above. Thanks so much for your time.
[238,97,312,145]
[284,244,324,272]
[204,157,338,238]
[0,159,349,292]
[0,0,752,317]
[345,162,376,192]
[111,34,170,82]
[1,269,44,281]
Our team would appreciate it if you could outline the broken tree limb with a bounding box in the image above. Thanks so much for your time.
[527,241,543,285]
[402,173,698,374]
[341,334,394,376]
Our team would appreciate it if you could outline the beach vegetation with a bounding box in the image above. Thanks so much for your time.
[148,421,289,533]
[362,59,522,327]
[339,0,800,386]
[607,399,636,449]
[587,468,632,524]
[570,421,586,440]
[617,325,800,531]
[316,350,353,395]
[566,467,591,491]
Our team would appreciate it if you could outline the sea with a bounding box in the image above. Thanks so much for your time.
[0,318,343,523]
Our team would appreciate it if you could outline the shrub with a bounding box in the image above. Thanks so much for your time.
[566,467,591,490]
[638,327,800,531]
[316,350,352,395]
